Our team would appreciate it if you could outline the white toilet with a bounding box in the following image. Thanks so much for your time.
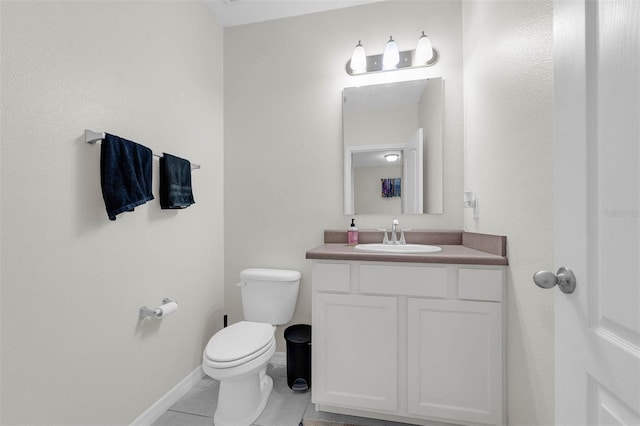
[202,268,301,426]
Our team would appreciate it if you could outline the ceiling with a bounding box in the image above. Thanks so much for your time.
[205,0,385,27]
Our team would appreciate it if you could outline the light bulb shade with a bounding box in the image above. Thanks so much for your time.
[415,32,434,63]
[382,36,400,70]
[350,41,367,73]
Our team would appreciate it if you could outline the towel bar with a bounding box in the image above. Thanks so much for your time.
[85,129,201,170]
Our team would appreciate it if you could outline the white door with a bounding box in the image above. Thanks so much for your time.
[552,0,640,424]
[403,128,424,214]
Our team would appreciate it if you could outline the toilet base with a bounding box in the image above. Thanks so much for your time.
[213,368,273,426]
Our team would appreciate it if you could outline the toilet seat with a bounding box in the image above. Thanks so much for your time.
[204,321,275,369]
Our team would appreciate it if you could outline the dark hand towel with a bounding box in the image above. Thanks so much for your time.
[100,133,154,221]
[159,153,195,209]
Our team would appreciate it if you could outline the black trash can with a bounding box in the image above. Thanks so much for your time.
[284,324,311,392]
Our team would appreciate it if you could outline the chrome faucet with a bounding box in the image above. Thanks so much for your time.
[391,218,399,244]
[381,219,406,245]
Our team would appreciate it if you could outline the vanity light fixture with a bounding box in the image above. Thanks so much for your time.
[346,31,439,75]
[415,31,434,63]
[384,152,401,162]
[349,40,367,74]
[382,36,400,70]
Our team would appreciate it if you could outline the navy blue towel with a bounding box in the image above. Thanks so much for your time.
[100,133,154,221]
[159,153,195,209]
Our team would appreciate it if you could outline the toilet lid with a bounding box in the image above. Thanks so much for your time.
[205,321,274,363]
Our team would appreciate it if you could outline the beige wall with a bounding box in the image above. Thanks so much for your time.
[344,105,417,149]
[224,0,465,352]
[0,1,224,424]
[462,1,555,425]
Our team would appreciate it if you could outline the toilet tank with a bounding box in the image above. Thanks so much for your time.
[239,268,301,325]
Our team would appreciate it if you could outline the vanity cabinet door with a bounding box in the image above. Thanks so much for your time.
[407,298,503,425]
[313,293,398,412]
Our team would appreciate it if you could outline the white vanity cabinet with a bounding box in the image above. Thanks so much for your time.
[311,260,506,426]
[314,293,398,411]
[406,298,502,425]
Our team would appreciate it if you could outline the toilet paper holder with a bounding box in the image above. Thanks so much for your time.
[139,298,177,320]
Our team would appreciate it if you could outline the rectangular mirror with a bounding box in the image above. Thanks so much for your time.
[343,78,443,215]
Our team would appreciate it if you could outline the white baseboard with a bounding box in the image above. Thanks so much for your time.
[270,351,286,366]
[130,366,205,426]
[130,353,286,425]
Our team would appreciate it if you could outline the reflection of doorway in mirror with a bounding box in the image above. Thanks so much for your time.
[348,144,404,215]
[346,128,423,215]
[353,154,402,214]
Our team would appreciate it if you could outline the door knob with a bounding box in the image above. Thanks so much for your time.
[533,267,576,294]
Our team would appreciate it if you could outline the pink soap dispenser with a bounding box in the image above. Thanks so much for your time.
[348,218,359,246]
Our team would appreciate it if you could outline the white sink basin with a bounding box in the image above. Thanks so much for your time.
[354,243,442,254]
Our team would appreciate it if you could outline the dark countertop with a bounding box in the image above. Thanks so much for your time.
[306,230,508,266]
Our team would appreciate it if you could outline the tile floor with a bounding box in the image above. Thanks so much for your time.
[152,363,412,426]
